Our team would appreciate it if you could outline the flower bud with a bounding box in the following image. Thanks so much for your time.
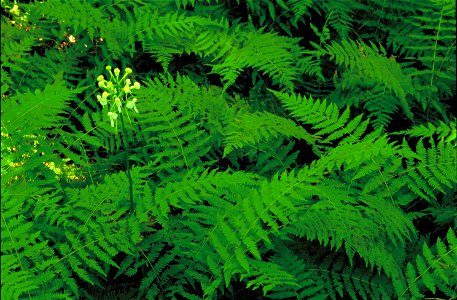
[133,82,141,89]
[106,66,112,71]
[123,85,130,93]
[97,75,104,81]
[125,68,133,74]
[114,68,120,76]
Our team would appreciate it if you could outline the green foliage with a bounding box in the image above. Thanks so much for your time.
[316,39,416,121]
[223,110,316,156]
[268,242,398,299]
[1,0,456,299]
[404,228,457,299]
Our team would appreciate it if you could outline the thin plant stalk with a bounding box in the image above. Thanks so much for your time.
[119,112,134,212]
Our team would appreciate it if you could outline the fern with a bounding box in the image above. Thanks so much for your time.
[1,181,70,299]
[223,110,316,156]
[32,0,104,40]
[329,70,402,130]
[209,25,305,91]
[0,20,36,94]
[270,89,370,147]
[1,0,456,299]
[1,78,87,182]
[424,187,457,228]
[243,138,300,177]
[319,0,363,39]
[150,168,307,296]
[135,76,214,175]
[2,76,81,133]
[268,242,397,299]
[393,119,457,142]
[402,0,456,111]
[135,9,309,90]
[318,39,416,119]
[404,228,457,299]
[285,0,314,25]
[398,138,457,201]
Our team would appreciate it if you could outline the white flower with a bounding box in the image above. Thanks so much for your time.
[126,98,139,113]
[97,94,108,106]
[107,111,118,127]
[96,66,140,127]
[114,97,122,112]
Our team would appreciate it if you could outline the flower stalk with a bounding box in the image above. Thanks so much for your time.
[95,66,141,212]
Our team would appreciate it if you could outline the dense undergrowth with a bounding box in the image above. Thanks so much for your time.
[1,0,456,299]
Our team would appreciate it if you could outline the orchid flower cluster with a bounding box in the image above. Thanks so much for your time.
[96,66,140,128]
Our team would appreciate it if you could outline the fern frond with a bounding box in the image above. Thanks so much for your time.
[362,87,400,130]
[152,168,315,295]
[1,183,70,299]
[288,183,414,278]
[223,110,316,156]
[331,70,401,130]
[135,10,216,70]
[35,168,150,294]
[0,19,36,93]
[212,27,303,91]
[152,168,260,223]
[321,0,363,39]
[32,0,104,40]
[136,9,306,90]
[403,228,457,299]
[393,120,456,143]
[398,138,457,201]
[424,188,457,228]
[1,78,87,181]
[286,0,314,24]
[321,40,415,118]
[243,260,298,296]
[136,76,214,174]
[268,243,398,299]
[2,76,81,133]
[270,90,370,146]
[175,0,215,9]
[243,138,299,177]
[384,0,456,115]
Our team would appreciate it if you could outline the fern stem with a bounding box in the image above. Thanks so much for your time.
[119,113,134,212]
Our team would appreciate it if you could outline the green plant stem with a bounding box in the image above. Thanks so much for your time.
[119,112,134,212]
